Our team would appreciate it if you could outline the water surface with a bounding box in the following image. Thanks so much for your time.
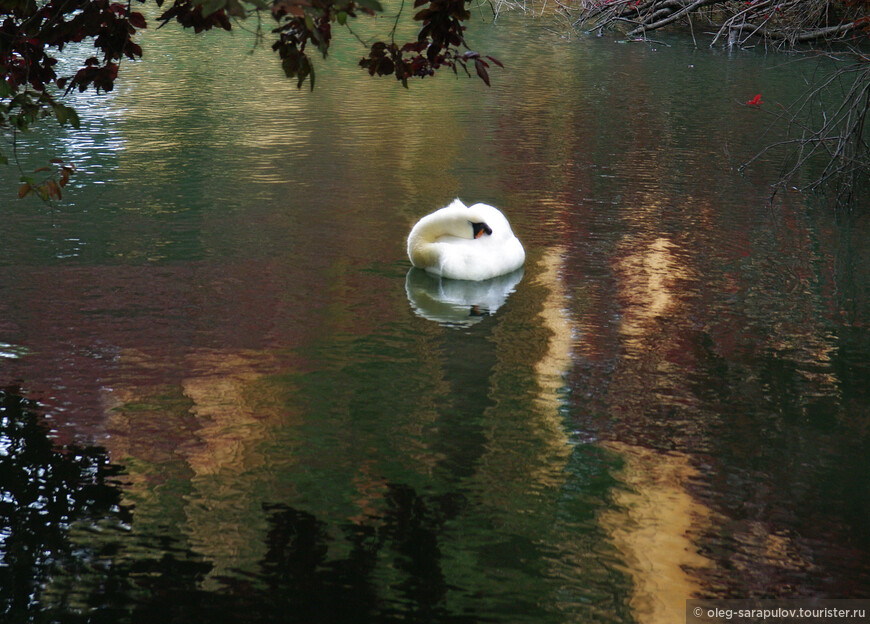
[1,11,869,623]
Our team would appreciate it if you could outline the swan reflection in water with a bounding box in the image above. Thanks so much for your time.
[405,267,524,327]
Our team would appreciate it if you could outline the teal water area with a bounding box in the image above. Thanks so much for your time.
[1,10,869,623]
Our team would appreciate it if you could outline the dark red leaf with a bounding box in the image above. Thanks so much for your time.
[128,11,147,28]
[474,58,489,86]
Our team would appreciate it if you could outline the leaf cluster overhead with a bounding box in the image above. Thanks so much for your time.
[1,0,498,169]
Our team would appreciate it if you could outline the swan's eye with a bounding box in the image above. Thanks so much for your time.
[471,222,492,239]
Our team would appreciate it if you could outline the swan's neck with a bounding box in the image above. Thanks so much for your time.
[415,214,472,244]
[407,213,473,272]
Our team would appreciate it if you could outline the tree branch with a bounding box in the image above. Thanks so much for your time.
[626,0,720,37]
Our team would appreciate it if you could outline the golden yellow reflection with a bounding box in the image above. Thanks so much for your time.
[532,246,575,450]
[594,230,716,622]
[737,521,816,574]
[470,244,575,533]
[600,442,713,624]
[615,236,691,344]
[104,347,291,586]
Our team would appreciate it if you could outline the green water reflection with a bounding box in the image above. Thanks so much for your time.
[1,9,869,624]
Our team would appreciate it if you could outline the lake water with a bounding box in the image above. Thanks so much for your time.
[1,9,869,623]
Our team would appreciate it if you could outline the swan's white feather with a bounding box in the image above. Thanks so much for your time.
[407,199,525,281]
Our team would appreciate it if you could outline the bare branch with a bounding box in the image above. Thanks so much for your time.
[626,0,720,37]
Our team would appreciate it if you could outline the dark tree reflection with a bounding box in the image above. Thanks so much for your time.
[245,485,476,624]
[0,385,131,622]
[1,387,485,623]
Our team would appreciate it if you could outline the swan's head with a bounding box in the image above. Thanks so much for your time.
[464,202,515,240]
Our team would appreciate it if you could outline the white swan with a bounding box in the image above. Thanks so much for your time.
[407,199,525,281]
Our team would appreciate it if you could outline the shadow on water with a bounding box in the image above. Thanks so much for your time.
[250,488,476,624]
[2,384,577,624]
[0,386,132,622]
